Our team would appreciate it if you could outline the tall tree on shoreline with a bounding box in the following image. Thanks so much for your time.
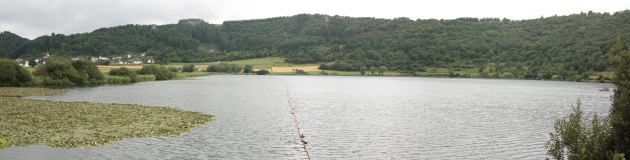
[610,36,630,154]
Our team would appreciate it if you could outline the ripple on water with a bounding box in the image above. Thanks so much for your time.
[0,76,614,159]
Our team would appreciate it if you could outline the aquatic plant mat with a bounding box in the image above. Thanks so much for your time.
[0,87,214,148]
[0,87,68,97]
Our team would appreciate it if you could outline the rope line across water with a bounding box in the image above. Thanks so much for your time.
[280,79,313,160]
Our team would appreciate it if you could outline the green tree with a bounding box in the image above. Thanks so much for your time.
[0,59,32,86]
[33,59,86,85]
[359,66,366,76]
[71,60,104,83]
[480,71,489,78]
[256,69,270,75]
[318,63,328,70]
[610,37,630,154]
[369,66,376,75]
[206,64,219,72]
[28,58,36,67]
[137,64,176,80]
[109,67,138,83]
[546,99,611,160]
[378,66,388,75]
[167,66,179,73]
[543,71,553,80]
[182,64,195,72]
[243,64,254,75]
[295,69,307,75]
[230,64,243,73]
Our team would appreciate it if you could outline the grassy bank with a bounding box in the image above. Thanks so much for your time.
[0,87,214,148]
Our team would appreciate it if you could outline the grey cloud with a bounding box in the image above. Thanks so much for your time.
[0,0,224,39]
[1,0,629,40]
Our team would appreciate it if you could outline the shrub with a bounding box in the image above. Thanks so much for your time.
[0,137,9,150]
[0,59,32,87]
[109,67,138,83]
[256,69,270,75]
[71,60,105,83]
[167,66,179,73]
[546,99,612,160]
[295,69,307,75]
[182,64,195,72]
[137,64,176,80]
[33,59,86,85]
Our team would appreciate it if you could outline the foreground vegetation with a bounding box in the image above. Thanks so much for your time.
[0,87,214,148]
[546,39,629,159]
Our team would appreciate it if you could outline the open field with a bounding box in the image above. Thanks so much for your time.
[0,87,214,148]
[271,66,320,72]
[169,57,286,70]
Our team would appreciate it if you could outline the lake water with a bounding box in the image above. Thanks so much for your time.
[0,76,615,159]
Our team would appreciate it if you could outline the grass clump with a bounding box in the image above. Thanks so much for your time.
[137,75,156,82]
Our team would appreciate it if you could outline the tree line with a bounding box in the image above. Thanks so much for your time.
[1,11,630,79]
[0,59,178,86]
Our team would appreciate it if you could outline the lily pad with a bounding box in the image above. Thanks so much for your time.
[0,87,214,148]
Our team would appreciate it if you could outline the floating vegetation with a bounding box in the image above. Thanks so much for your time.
[0,87,68,97]
[0,87,214,148]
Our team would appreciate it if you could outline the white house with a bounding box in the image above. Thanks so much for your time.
[91,57,99,62]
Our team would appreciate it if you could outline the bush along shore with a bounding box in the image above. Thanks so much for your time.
[1,58,210,87]
[0,87,214,148]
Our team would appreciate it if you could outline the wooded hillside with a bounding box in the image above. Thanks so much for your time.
[2,10,630,74]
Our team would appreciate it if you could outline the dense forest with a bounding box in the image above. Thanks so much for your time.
[1,10,630,76]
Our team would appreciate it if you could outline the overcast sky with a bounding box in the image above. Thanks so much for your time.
[1,0,628,39]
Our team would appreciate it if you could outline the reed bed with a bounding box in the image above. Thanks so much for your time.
[0,87,214,148]
[137,75,156,82]
[174,72,211,80]
[104,76,133,84]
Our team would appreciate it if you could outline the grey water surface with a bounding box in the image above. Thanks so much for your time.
[0,76,614,159]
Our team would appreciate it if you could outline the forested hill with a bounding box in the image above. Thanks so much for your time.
[0,31,30,59]
[3,19,224,62]
[3,10,630,72]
